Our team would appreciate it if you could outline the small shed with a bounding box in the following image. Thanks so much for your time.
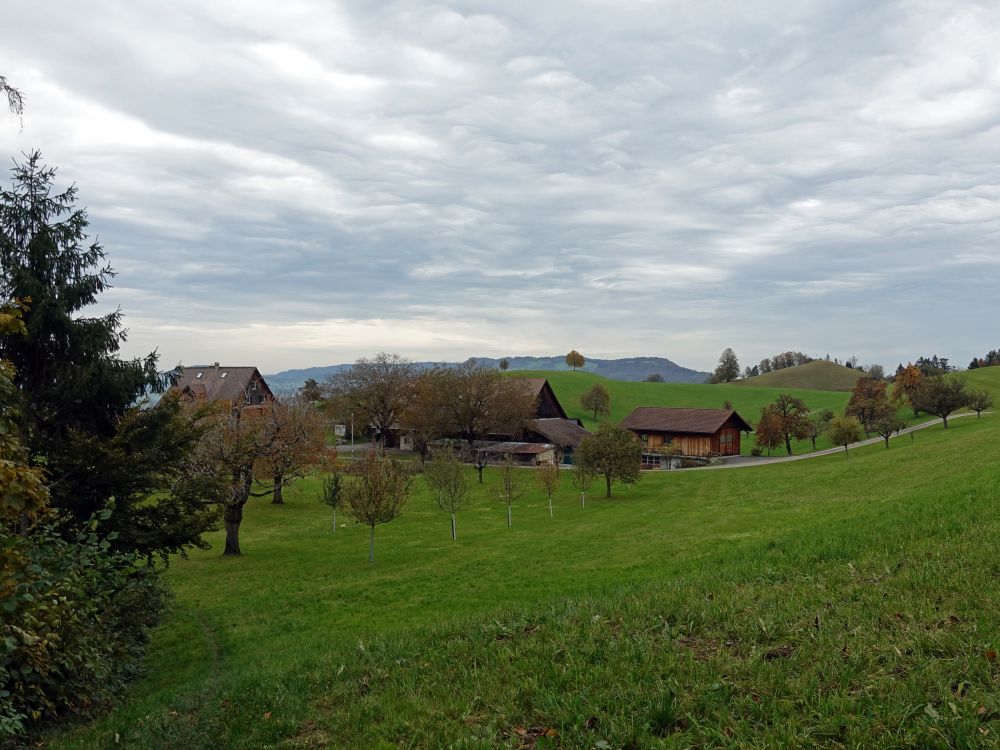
[619,407,753,463]
[524,418,591,463]
[476,441,556,466]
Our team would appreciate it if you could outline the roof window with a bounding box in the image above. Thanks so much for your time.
[196,372,203,379]
[220,372,228,378]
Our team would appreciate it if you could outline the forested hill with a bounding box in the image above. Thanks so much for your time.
[265,356,710,391]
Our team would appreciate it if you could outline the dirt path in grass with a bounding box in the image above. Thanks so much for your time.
[688,411,987,471]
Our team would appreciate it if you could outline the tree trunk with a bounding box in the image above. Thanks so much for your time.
[784,435,793,455]
[883,435,890,448]
[548,494,553,518]
[369,525,375,562]
[223,503,244,556]
[941,414,949,428]
[506,504,512,527]
[843,445,849,457]
[450,513,456,541]
[332,508,337,533]
[811,437,817,450]
[605,473,612,498]
[271,473,284,504]
[476,465,484,484]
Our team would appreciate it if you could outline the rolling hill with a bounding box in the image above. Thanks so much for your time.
[265,355,710,392]
[734,359,865,391]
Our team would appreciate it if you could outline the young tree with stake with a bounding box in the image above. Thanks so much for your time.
[424,449,469,540]
[571,459,595,507]
[491,455,526,527]
[345,449,411,562]
[536,461,560,518]
[318,465,345,533]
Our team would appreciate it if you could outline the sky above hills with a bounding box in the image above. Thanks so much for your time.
[2,1,998,372]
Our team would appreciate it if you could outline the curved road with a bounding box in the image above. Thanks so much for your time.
[685,410,987,472]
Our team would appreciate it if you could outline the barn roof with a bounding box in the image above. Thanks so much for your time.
[527,418,591,448]
[479,441,555,455]
[620,407,753,434]
[519,377,568,419]
[169,365,272,403]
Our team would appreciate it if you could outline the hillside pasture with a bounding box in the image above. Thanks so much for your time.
[48,365,1000,749]
[734,359,865,391]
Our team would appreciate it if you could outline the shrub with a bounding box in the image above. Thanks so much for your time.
[1,511,168,742]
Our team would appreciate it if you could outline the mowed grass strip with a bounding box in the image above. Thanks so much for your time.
[48,369,1000,749]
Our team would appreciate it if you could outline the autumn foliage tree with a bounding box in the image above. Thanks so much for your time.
[405,362,536,451]
[565,350,585,370]
[258,398,327,504]
[580,382,611,421]
[871,404,907,448]
[753,408,784,456]
[759,394,811,455]
[892,364,924,417]
[345,449,411,562]
[846,377,891,435]
[574,423,642,498]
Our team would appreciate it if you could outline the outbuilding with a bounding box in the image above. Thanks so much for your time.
[619,407,753,465]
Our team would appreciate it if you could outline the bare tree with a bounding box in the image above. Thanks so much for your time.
[536,461,560,518]
[490,455,526,527]
[345,449,411,562]
[571,459,595,507]
[424,448,469,540]
[325,353,415,447]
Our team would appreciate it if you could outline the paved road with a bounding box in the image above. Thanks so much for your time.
[685,410,987,472]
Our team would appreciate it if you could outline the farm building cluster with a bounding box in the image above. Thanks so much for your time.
[168,366,753,468]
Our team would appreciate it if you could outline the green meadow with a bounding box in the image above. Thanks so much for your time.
[48,368,1000,749]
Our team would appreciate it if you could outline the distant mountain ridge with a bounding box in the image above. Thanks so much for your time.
[264,356,710,392]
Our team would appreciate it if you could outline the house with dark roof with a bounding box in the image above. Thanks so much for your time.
[168,364,275,407]
[620,407,753,466]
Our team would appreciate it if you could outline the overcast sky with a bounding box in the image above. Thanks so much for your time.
[2,1,998,373]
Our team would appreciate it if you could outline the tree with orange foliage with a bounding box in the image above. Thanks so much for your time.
[259,398,327,504]
[892,364,924,417]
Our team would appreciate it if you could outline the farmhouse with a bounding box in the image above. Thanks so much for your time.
[620,407,753,466]
[168,364,274,407]
[475,441,557,466]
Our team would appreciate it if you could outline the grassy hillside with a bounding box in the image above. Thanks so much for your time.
[516,370,858,454]
[48,368,1000,748]
[734,359,864,391]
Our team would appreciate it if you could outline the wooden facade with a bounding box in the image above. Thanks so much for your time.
[620,407,753,462]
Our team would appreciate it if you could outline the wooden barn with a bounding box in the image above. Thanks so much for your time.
[619,407,753,465]
[519,378,569,419]
[168,364,275,407]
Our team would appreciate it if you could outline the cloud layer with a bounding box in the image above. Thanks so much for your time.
[2,0,999,372]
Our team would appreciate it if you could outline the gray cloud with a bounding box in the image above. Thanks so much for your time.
[2,0,998,372]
